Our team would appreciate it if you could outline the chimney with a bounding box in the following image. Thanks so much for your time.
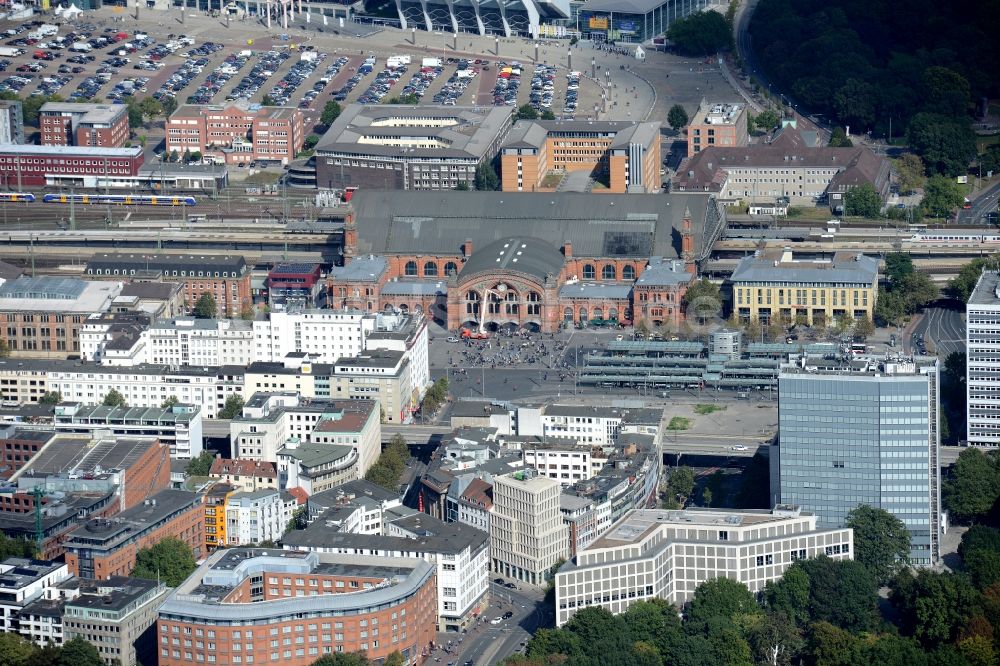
[563,241,573,258]
[463,238,473,257]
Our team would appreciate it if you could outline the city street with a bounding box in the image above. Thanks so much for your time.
[956,180,1000,225]
[912,306,965,359]
[429,581,547,666]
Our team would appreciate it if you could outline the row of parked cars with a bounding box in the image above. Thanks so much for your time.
[187,52,252,105]
[266,54,321,106]
[228,50,290,102]
[356,61,405,104]
[32,73,71,97]
[432,66,475,106]
[401,64,443,100]
[107,76,150,103]
[298,56,348,109]
[332,63,372,102]
[528,64,556,112]
[564,71,579,115]
[491,62,522,106]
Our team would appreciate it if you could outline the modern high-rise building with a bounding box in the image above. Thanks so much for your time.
[491,470,569,585]
[966,270,1000,448]
[774,353,941,565]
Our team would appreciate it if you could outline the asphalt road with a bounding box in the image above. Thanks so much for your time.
[956,180,1000,225]
[431,581,546,666]
[912,306,965,358]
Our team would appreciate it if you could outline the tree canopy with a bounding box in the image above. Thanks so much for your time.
[474,161,499,191]
[132,537,197,587]
[218,393,246,420]
[667,104,689,131]
[943,447,1000,523]
[320,100,342,126]
[921,174,967,218]
[363,434,410,491]
[666,10,733,56]
[844,183,882,217]
[845,505,910,585]
[193,293,218,319]
[949,257,1000,302]
[102,389,127,408]
[185,450,215,477]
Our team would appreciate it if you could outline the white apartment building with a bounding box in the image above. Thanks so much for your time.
[46,402,204,459]
[283,512,489,632]
[231,392,381,480]
[967,270,1000,447]
[520,443,594,485]
[252,309,372,363]
[0,558,72,643]
[146,318,254,366]
[224,489,298,545]
[45,363,244,422]
[491,470,569,585]
[554,507,854,626]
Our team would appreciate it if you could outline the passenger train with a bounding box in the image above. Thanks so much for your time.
[909,232,1000,244]
[42,193,198,206]
[0,192,36,203]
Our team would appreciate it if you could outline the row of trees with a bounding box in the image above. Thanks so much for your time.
[873,252,939,326]
[419,377,450,416]
[363,434,410,490]
[131,536,198,587]
[0,91,175,128]
[0,635,107,666]
[750,0,990,177]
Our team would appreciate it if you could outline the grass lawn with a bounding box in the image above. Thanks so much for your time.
[667,416,692,430]
[541,172,563,188]
[694,404,727,415]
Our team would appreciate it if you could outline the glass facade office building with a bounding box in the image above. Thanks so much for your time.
[775,358,940,565]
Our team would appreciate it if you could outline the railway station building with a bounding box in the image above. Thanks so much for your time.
[327,190,724,332]
[0,144,144,188]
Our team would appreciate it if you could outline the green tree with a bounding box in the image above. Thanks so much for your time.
[22,93,63,125]
[752,108,780,133]
[943,448,1000,522]
[124,98,144,129]
[320,100,342,126]
[0,632,37,666]
[921,174,967,218]
[896,153,927,194]
[922,66,971,118]
[853,315,875,341]
[687,577,760,627]
[892,570,981,647]
[0,339,9,358]
[665,10,733,56]
[0,533,36,559]
[907,113,977,177]
[218,393,245,419]
[540,109,556,120]
[137,96,164,122]
[526,627,584,660]
[387,93,419,105]
[383,653,405,666]
[57,637,104,666]
[748,611,804,666]
[667,466,696,501]
[132,537,197,587]
[161,95,178,117]
[682,278,722,324]
[667,104,689,131]
[899,271,940,314]
[364,434,410,491]
[39,391,62,405]
[561,606,635,663]
[193,293,217,318]
[844,183,882,217]
[622,599,683,657]
[833,78,877,130]
[516,104,539,120]
[797,557,879,632]
[185,450,214,477]
[980,144,1000,175]
[240,304,256,321]
[885,252,915,286]
[102,389,127,408]
[303,135,320,150]
[874,288,904,326]
[828,126,854,148]
[764,565,811,627]
[949,257,1000,302]
[845,505,911,585]
[454,181,470,190]
[261,94,277,107]
[474,161,499,191]
[162,395,180,409]
[701,486,713,506]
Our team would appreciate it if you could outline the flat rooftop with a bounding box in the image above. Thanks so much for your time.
[0,558,65,591]
[969,270,1000,307]
[19,436,156,478]
[316,104,511,159]
[0,277,121,313]
[40,101,126,124]
[66,576,163,613]
[588,507,799,551]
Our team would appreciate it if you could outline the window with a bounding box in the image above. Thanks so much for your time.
[423,261,438,277]
[622,265,636,281]
[404,261,418,276]
[602,265,616,280]
[444,261,458,275]
[583,264,595,280]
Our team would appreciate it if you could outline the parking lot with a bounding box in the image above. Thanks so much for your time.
[0,14,603,141]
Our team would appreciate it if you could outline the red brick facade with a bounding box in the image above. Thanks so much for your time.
[329,214,697,332]
[166,104,305,166]
[39,104,130,148]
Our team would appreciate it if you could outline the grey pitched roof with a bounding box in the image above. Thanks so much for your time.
[349,190,714,259]
[730,251,879,285]
[461,237,565,282]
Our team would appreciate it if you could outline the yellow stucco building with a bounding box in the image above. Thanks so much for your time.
[730,249,879,327]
